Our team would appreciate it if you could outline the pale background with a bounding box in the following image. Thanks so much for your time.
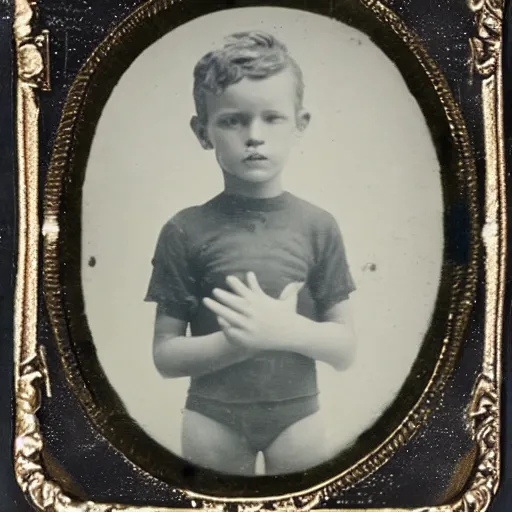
[82,7,443,461]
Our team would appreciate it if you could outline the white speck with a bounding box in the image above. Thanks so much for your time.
[42,216,60,238]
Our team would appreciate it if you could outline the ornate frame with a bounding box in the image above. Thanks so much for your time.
[12,0,506,511]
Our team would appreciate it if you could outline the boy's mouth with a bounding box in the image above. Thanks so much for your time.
[244,153,267,161]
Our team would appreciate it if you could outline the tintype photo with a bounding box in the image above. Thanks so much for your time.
[81,8,443,477]
[9,0,508,508]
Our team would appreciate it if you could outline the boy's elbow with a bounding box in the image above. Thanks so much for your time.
[153,341,184,378]
[153,349,171,378]
[333,336,356,372]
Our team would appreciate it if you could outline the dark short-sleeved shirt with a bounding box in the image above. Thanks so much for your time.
[145,191,355,403]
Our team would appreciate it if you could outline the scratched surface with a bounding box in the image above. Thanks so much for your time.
[0,0,507,509]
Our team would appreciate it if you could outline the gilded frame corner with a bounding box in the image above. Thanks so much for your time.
[12,0,506,511]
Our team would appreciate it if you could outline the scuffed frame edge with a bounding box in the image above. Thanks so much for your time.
[11,0,505,511]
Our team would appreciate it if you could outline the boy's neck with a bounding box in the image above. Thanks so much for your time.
[222,172,284,199]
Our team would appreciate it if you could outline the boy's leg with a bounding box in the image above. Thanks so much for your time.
[181,409,257,475]
[263,411,332,475]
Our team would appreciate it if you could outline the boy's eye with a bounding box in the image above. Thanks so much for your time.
[217,116,242,128]
[265,114,286,124]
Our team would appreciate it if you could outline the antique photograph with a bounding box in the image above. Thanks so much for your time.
[81,7,443,477]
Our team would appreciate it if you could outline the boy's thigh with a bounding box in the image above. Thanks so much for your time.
[181,409,257,476]
[264,410,333,475]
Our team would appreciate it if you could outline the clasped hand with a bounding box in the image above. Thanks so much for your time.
[203,272,304,351]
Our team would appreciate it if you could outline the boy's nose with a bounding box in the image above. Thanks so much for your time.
[245,121,265,147]
[246,137,264,148]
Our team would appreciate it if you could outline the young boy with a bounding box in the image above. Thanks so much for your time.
[145,31,356,476]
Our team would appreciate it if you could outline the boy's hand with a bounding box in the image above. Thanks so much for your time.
[203,272,304,351]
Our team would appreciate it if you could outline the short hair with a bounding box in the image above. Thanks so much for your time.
[193,31,305,122]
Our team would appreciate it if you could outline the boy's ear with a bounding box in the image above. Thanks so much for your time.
[297,110,311,133]
[190,116,213,149]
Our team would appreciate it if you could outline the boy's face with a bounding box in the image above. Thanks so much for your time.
[192,69,310,186]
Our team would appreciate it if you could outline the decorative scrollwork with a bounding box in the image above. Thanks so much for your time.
[14,0,51,89]
[195,493,321,512]
[414,375,500,512]
[199,503,227,512]
[15,346,126,512]
[451,375,500,512]
[237,504,264,512]
[269,494,322,512]
[468,0,504,77]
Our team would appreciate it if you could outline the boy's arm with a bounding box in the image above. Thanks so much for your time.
[204,273,356,371]
[270,300,356,371]
[153,304,257,378]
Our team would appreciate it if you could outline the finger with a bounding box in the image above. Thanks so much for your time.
[220,325,247,346]
[218,317,240,335]
[217,316,232,329]
[203,298,247,328]
[212,288,250,314]
[246,272,263,293]
[217,318,245,342]
[280,281,305,300]
[225,275,251,297]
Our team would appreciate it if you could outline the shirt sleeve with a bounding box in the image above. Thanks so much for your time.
[309,213,356,316]
[144,219,199,321]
